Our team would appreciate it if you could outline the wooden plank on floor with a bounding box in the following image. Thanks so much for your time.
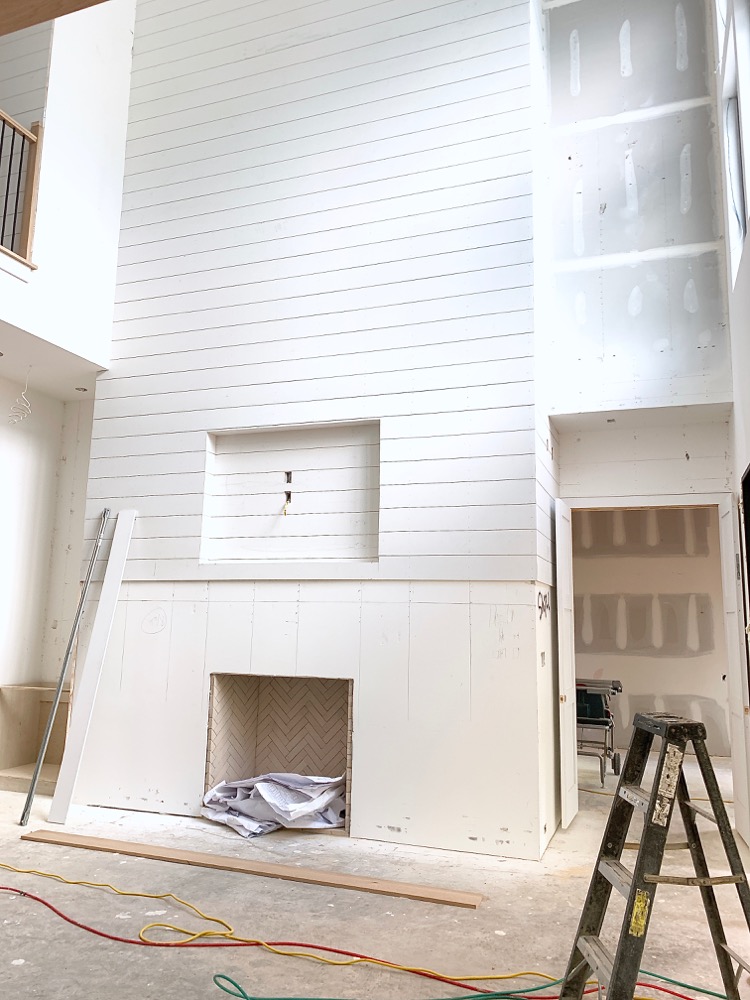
[20,829,483,909]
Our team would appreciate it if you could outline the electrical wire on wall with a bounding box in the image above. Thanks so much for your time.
[8,367,32,425]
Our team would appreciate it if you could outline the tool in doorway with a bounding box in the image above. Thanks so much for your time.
[19,508,110,826]
[561,711,750,1000]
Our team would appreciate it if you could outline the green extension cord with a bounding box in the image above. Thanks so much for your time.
[212,975,567,1000]
[213,970,729,1000]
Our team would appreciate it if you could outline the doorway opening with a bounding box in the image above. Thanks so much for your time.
[557,496,749,841]
[572,506,731,774]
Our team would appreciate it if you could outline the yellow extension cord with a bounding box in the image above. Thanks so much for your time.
[0,860,662,999]
[0,860,561,986]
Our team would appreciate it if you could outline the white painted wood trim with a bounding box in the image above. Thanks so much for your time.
[555,498,578,828]
[719,495,750,844]
[561,493,732,510]
[48,510,137,825]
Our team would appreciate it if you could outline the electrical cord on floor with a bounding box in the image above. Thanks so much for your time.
[211,971,728,1000]
[0,862,730,1000]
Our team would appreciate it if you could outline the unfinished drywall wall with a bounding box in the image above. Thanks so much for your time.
[40,398,93,683]
[572,506,730,754]
[538,0,730,413]
[557,408,732,499]
[74,580,549,860]
[0,374,64,686]
[721,0,750,482]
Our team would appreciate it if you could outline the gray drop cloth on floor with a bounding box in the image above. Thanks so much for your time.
[202,772,345,837]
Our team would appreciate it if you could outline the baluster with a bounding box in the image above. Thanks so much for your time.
[11,134,26,254]
[1,125,17,247]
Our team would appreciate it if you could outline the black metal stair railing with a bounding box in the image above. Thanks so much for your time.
[0,109,42,264]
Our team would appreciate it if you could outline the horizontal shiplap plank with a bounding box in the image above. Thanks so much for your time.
[97,334,532,400]
[109,296,533,357]
[111,272,534,340]
[113,241,531,320]
[91,389,534,441]
[102,315,531,380]
[117,555,534,581]
[82,478,537,527]
[131,0,527,72]
[126,32,529,156]
[116,199,532,288]
[93,359,534,420]
[116,219,532,304]
[122,89,529,196]
[86,407,535,461]
[123,65,530,172]
[129,8,525,124]
[119,155,531,250]
[117,183,531,272]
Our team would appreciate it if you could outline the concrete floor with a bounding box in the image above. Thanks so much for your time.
[0,756,748,999]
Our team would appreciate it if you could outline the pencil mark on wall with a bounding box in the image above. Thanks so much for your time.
[538,592,551,619]
[142,608,168,634]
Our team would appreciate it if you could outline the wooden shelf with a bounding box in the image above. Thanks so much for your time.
[0,762,59,795]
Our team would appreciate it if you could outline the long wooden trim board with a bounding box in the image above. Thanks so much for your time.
[21,830,483,909]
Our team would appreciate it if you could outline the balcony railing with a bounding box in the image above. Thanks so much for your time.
[0,109,42,267]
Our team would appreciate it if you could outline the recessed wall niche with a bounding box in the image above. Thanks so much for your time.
[200,423,380,562]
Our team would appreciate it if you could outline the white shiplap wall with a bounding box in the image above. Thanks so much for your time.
[0,22,51,129]
[88,0,537,582]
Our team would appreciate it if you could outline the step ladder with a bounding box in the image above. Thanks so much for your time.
[561,712,750,1000]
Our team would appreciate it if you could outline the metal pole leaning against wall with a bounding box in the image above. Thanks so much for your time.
[19,508,110,826]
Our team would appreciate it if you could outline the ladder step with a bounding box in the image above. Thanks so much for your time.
[598,858,633,897]
[578,935,614,986]
[619,784,650,811]
[684,800,718,824]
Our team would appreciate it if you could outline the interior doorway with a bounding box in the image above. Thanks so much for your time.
[556,495,750,842]
[573,506,730,756]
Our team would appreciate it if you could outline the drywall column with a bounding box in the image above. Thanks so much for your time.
[40,398,94,683]
[0,0,135,364]
[538,0,731,414]
[0,374,64,685]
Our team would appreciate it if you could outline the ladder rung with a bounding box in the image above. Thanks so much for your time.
[619,784,650,811]
[722,944,750,975]
[598,858,633,897]
[644,873,744,887]
[578,935,614,986]
[684,800,718,824]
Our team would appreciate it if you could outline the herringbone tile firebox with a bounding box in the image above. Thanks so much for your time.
[205,674,353,831]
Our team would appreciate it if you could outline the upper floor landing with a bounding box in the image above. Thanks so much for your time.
[0,0,135,397]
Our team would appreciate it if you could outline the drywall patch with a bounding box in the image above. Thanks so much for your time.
[680,144,693,214]
[569,29,581,96]
[619,20,633,77]
[574,592,714,656]
[675,3,688,71]
[572,508,710,557]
